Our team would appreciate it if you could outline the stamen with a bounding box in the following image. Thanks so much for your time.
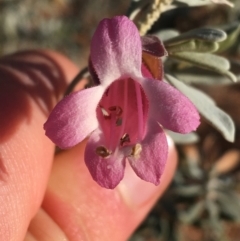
[109,106,123,116]
[130,143,142,159]
[100,106,111,119]
[96,146,111,158]
[120,133,130,146]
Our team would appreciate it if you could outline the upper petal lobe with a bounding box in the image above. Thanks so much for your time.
[90,16,142,86]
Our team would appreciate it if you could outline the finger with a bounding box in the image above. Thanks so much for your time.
[0,50,81,241]
[28,136,177,241]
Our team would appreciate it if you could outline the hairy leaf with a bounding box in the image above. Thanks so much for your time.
[170,52,237,82]
[218,21,240,52]
[167,130,199,144]
[217,192,240,221]
[165,28,226,46]
[174,0,233,7]
[174,185,203,197]
[167,40,219,53]
[179,201,205,223]
[165,74,235,142]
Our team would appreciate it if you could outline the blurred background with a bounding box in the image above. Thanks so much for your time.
[1,1,240,240]
[0,0,239,65]
[0,0,130,66]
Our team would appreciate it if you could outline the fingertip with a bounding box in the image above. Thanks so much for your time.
[118,135,177,210]
[41,136,177,241]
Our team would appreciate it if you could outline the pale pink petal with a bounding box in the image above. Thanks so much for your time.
[90,16,142,86]
[128,121,168,185]
[139,78,200,133]
[85,129,125,189]
[44,86,104,149]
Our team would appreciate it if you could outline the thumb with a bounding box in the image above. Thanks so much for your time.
[27,136,177,241]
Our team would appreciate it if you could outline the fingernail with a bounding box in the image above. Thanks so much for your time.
[117,136,176,209]
[117,163,161,208]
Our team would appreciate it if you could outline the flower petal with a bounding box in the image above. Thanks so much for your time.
[90,16,142,86]
[85,129,125,189]
[96,78,149,151]
[128,121,168,185]
[44,86,104,148]
[140,78,200,133]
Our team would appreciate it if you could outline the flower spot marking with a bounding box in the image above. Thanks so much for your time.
[109,106,123,126]
[116,118,122,126]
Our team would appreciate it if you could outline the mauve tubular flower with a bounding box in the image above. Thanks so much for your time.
[44,16,200,189]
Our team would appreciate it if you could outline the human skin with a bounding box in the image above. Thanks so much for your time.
[0,50,177,241]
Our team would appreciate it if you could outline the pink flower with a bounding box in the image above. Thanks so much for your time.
[44,16,200,189]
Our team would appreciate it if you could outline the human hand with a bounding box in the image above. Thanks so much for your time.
[0,50,177,241]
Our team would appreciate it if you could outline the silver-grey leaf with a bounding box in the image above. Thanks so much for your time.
[217,21,240,53]
[172,52,230,70]
[170,52,237,82]
[217,192,240,221]
[165,74,235,142]
[174,0,233,7]
[166,130,199,144]
[165,28,227,46]
[155,29,179,42]
[173,69,232,85]
[174,185,203,197]
[166,40,219,53]
[179,200,205,223]
[206,199,220,219]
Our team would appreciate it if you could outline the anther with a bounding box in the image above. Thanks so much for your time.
[109,106,123,116]
[130,143,142,159]
[96,146,111,158]
[100,106,111,119]
[120,133,130,146]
